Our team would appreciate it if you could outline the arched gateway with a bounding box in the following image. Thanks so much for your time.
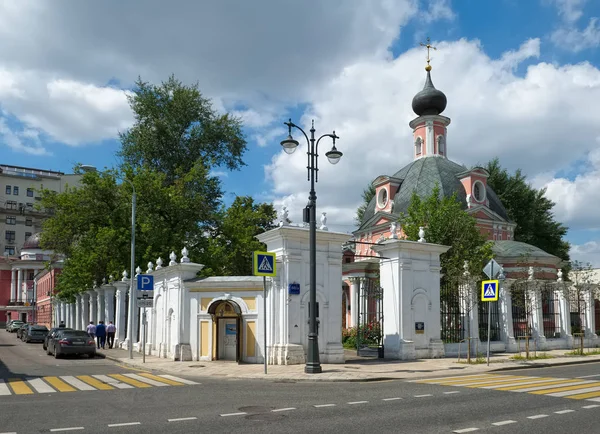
[207,299,242,362]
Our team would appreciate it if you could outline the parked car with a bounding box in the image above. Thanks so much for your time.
[43,327,72,351]
[47,329,96,359]
[22,325,49,343]
[16,323,29,339]
[7,320,24,333]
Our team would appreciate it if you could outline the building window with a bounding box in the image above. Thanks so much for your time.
[13,186,19,195]
[415,137,423,155]
[473,180,486,202]
[25,218,33,226]
[437,135,445,154]
[5,231,15,242]
[26,203,33,210]
[5,185,11,195]
[26,188,34,197]
[28,271,34,281]
[25,231,32,240]
[5,200,17,210]
[4,246,15,255]
[377,188,388,209]
[5,216,16,225]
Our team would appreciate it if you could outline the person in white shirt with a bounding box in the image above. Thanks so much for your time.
[106,321,116,349]
[86,321,96,338]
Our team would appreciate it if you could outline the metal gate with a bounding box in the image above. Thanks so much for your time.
[356,278,384,358]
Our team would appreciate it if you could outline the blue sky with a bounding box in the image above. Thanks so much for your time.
[1,0,600,264]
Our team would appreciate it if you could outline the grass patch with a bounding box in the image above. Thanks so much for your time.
[565,349,600,356]
[509,352,553,361]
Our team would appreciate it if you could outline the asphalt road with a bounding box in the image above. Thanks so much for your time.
[2,328,600,434]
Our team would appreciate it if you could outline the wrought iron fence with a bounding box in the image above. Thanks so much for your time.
[540,283,561,339]
[478,298,501,341]
[357,278,384,357]
[440,280,463,343]
[511,283,532,338]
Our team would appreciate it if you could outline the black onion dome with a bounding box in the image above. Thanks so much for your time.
[411,70,447,116]
[22,232,42,249]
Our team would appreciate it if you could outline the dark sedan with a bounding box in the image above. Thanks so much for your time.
[22,325,49,343]
[47,330,96,358]
[43,327,72,350]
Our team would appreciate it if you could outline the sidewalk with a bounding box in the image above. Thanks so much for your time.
[101,347,600,382]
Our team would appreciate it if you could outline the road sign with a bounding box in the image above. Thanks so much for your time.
[483,258,501,279]
[137,298,153,308]
[253,251,276,277]
[137,274,154,291]
[481,280,499,302]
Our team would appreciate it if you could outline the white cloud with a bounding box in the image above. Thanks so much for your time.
[570,241,600,267]
[549,0,600,52]
[0,118,50,156]
[422,0,456,23]
[552,0,587,23]
[266,38,600,239]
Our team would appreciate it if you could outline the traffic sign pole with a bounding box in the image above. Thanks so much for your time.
[487,262,493,366]
[263,276,267,375]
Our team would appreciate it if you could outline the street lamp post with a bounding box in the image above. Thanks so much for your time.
[81,165,136,360]
[280,119,342,374]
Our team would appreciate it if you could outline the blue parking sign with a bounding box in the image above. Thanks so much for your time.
[137,274,154,291]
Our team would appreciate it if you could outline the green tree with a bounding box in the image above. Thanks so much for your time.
[201,196,277,276]
[400,185,493,280]
[355,182,376,225]
[485,158,570,262]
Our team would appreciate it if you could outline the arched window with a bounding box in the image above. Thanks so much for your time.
[415,137,422,155]
[437,135,445,154]
[473,181,486,202]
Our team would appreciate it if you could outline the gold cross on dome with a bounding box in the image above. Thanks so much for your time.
[420,37,437,68]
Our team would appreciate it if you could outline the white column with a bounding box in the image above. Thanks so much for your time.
[529,287,547,350]
[499,280,517,351]
[115,285,127,346]
[350,277,360,328]
[60,302,67,326]
[104,287,116,323]
[75,295,82,330]
[584,288,597,338]
[96,287,105,323]
[81,293,90,328]
[70,303,76,328]
[16,269,23,303]
[88,291,98,324]
[126,287,139,347]
[10,269,16,302]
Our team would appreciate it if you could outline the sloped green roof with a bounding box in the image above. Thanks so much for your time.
[492,240,558,260]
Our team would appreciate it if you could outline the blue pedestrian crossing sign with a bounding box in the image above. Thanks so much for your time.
[481,280,499,302]
[253,251,276,277]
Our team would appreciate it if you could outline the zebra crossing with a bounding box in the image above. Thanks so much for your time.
[0,373,198,396]
[414,373,600,401]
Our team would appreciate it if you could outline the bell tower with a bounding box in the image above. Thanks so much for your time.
[410,38,451,160]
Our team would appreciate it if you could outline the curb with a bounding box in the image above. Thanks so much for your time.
[491,357,600,372]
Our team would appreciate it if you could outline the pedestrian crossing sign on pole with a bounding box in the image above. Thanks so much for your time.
[481,280,499,302]
[253,251,276,277]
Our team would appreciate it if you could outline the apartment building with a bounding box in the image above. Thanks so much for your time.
[0,164,81,257]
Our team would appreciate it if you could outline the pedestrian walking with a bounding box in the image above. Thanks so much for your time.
[86,321,96,338]
[106,321,116,349]
[95,321,106,349]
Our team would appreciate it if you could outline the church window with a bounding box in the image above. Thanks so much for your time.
[437,135,445,154]
[415,137,422,155]
[473,181,486,202]
[377,188,388,208]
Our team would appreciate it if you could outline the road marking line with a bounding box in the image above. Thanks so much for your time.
[138,373,184,386]
[220,412,247,417]
[532,382,600,395]
[272,408,296,412]
[481,378,560,389]
[168,417,197,422]
[108,374,151,388]
[464,377,539,388]
[588,397,600,402]
[509,380,589,393]
[414,394,433,398]
[527,414,548,419]
[77,375,114,391]
[49,428,85,432]
[0,379,12,396]
[158,374,199,385]
[554,410,575,414]
[0,431,17,434]
[382,397,402,401]
[44,377,76,392]
[348,401,368,405]
[492,420,516,426]
[92,375,132,389]
[60,376,96,391]
[582,404,600,409]
[107,422,140,427]
[443,391,460,394]
[453,428,479,433]
[314,404,336,408]
[551,386,600,398]
[123,373,168,387]
[417,374,497,383]
[27,378,56,393]
[577,374,600,378]
[8,378,33,395]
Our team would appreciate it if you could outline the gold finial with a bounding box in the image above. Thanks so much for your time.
[420,37,437,71]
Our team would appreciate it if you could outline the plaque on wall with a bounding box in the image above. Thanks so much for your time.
[288,282,300,295]
[415,322,425,334]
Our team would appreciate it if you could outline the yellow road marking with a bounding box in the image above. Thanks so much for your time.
[8,378,33,395]
[495,379,583,391]
[137,373,183,386]
[109,374,152,388]
[117,364,152,373]
[530,382,600,395]
[77,375,114,390]
[418,375,498,383]
[565,390,600,399]
[44,376,76,392]
[431,376,531,386]
[463,377,548,388]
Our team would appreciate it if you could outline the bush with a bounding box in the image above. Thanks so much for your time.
[342,322,382,349]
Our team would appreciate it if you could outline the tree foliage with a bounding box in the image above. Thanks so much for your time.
[355,182,376,225]
[485,158,570,262]
[400,185,493,280]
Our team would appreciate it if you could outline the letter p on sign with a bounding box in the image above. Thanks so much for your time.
[137,274,154,291]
